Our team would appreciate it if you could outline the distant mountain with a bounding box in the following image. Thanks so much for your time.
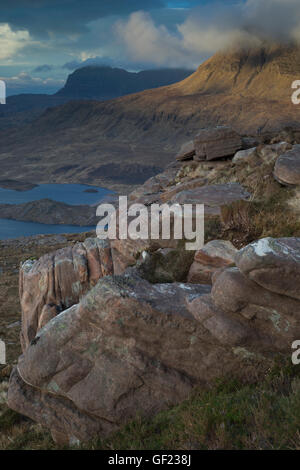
[55,66,194,100]
[1,44,300,190]
[0,67,193,129]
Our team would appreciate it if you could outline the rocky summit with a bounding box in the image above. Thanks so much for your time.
[6,124,300,445]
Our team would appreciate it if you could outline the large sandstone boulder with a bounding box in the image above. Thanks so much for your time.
[187,240,237,284]
[194,126,242,161]
[235,237,300,300]
[186,237,300,352]
[274,145,300,186]
[19,238,113,350]
[211,267,300,349]
[9,271,235,444]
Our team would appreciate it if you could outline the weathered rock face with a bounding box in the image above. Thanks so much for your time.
[9,271,221,444]
[194,126,242,161]
[19,238,113,350]
[191,237,300,352]
[274,145,300,186]
[235,237,300,300]
[187,240,237,284]
[211,267,300,349]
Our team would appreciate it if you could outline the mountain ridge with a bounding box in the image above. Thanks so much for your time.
[1,44,300,190]
[55,66,194,99]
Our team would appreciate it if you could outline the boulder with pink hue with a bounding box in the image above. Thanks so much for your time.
[194,126,242,161]
[8,271,228,444]
[19,238,113,350]
[186,294,251,346]
[187,240,237,284]
[235,237,300,300]
[186,238,300,352]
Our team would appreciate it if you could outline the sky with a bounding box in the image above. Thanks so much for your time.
[1,0,300,95]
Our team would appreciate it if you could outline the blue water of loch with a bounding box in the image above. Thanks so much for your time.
[0,183,112,239]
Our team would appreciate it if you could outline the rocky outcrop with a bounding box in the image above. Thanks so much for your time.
[274,145,300,186]
[194,127,242,161]
[187,240,237,284]
[9,272,215,444]
[175,126,243,163]
[19,238,113,350]
[187,237,300,352]
[8,235,300,444]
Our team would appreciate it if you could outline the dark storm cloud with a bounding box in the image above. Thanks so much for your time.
[1,0,165,37]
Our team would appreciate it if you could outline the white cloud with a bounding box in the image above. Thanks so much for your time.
[114,1,300,69]
[178,21,260,56]
[114,11,200,68]
[0,23,32,60]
